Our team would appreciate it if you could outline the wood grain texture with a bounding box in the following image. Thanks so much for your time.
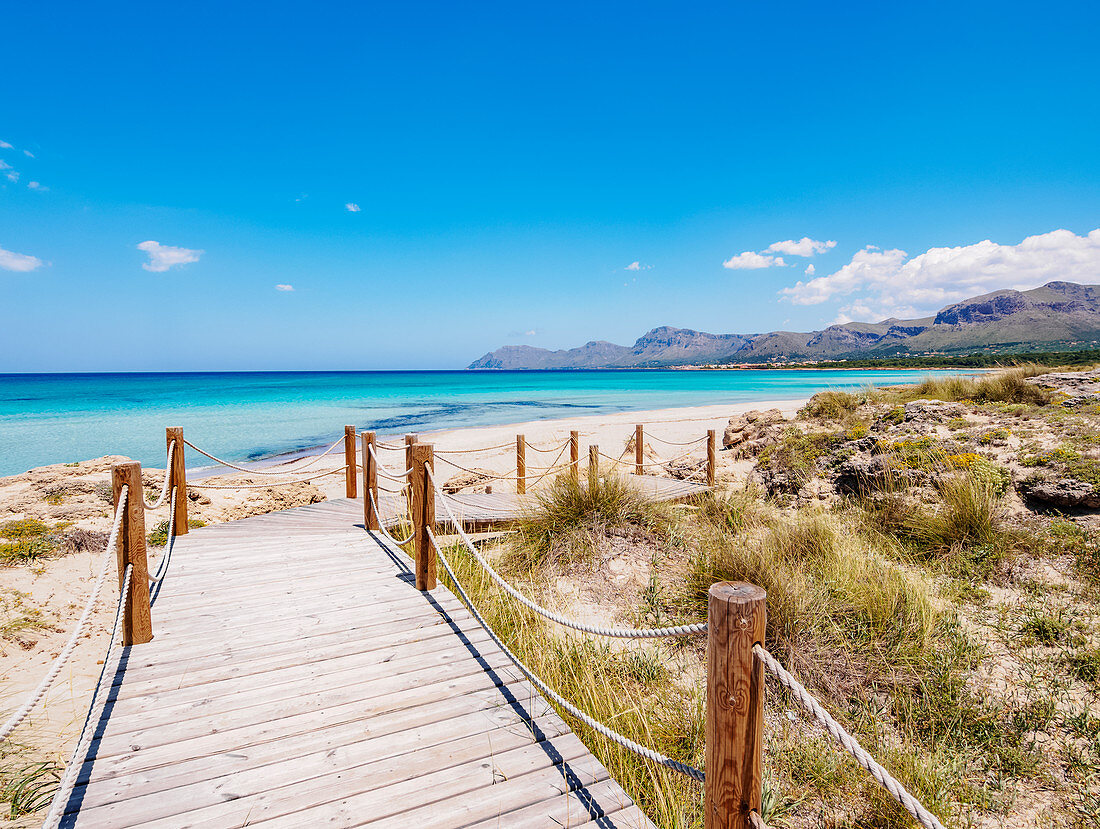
[570,430,580,480]
[58,496,655,828]
[344,425,357,498]
[111,462,152,646]
[705,581,766,829]
[361,430,379,529]
[707,429,717,488]
[516,433,526,494]
[409,442,436,591]
[636,424,644,475]
[165,427,188,536]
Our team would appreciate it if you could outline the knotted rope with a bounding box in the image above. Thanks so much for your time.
[0,486,128,743]
[753,645,946,829]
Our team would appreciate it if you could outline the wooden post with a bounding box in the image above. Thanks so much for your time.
[707,429,717,488]
[165,427,188,536]
[588,445,599,491]
[404,434,418,478]
[635,424,644,475]
[409,443,436,591]
[570,431,580,481]
[111,462,153,646]
[516,434,526,495]
[344,426,357,498]
[361,431,379,530]
[705,582,766,828]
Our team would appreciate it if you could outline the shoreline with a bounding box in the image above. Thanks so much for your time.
[201,398,811,485]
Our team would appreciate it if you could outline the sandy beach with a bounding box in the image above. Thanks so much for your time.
[0,397,805,819]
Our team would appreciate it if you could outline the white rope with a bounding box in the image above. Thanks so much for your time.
[367,444,413,482]
[433,441,516,455]
[182,435,346,476]
[188,466,348,489]
[753,645,946,829]
[0,487,129,744]
[40,564,133,829]
[428,469,706,639]
[434,454,517,480]
[598,448,702,470]
[148,488,177,590]
[524,438,572,454]
[142,441,175,510]
[431,536,704,782]
[367,488,415,546]
[642,433,708,448]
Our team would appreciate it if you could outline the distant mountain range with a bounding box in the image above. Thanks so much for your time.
[468,281,1100,369]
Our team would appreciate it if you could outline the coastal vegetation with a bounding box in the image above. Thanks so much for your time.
[433,366,1100,827]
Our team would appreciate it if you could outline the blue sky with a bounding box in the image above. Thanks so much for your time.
[2,1,1098,371]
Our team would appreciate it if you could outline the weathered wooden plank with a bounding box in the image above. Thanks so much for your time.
[63,490,659,828]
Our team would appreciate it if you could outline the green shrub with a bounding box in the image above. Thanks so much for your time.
[901,368,1050,406]
[514,472,668,567]
[801,390,861,421]
[0,538,53,564]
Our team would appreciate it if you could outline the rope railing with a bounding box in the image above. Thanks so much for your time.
[432,440,516,455]
[182,435,346,477]
[367,443,412,482]
[753,645,946,829]
[433,453,518,480]
[142,440,176,510]
[427,468,706,639]
[0,486,128,744]
[188,465,349,489]
[40,563,133,829]
[429,532,705,782]
[598,448,703,470]
[367,488,415,546]
[641,433,708,448]
[148,487,177,599]
[523,438,572,453]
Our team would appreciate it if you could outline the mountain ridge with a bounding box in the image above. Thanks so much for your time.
[468,281,1100,369]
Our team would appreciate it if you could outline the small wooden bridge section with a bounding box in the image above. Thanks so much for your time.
[58,499,656,828]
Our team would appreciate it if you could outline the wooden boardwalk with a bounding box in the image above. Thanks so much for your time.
[59,499,657,828]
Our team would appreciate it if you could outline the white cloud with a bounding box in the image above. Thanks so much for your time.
[805,264,815,276]
[275,284,294,292]
[4,172,17,183]
[137,240,203,272]
[780,228,1100,318]
[524,329,536,336]
[625,261,641,271]
[722,251,786,270]
[27,181,47,192]
[345,203,361,212]
[766,237,837,257]
[0,141,10,149]
[0,160,11,169]
[23,150,34,158]
[0,245,44,272]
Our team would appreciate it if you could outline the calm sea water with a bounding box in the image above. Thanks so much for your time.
[0,370,962,477]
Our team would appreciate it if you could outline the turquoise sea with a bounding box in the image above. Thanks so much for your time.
[0,370,963,477]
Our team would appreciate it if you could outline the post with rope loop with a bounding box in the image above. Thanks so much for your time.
[635,424,644,475]
[361,431,379,530]
[409,443,436,591]
[570,431,580,481]
[166,427,188,536]
[516,434,526,495]
[344,425,358,498]
[588,445,599,491]
[111,462,154,645]
[706,582,766,828]
[707,429,717,488]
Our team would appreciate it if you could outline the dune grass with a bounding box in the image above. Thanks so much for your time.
[883,366,1051,406]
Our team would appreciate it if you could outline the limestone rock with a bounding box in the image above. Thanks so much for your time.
[1018,477,1100,509]
[722,409,785,452]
